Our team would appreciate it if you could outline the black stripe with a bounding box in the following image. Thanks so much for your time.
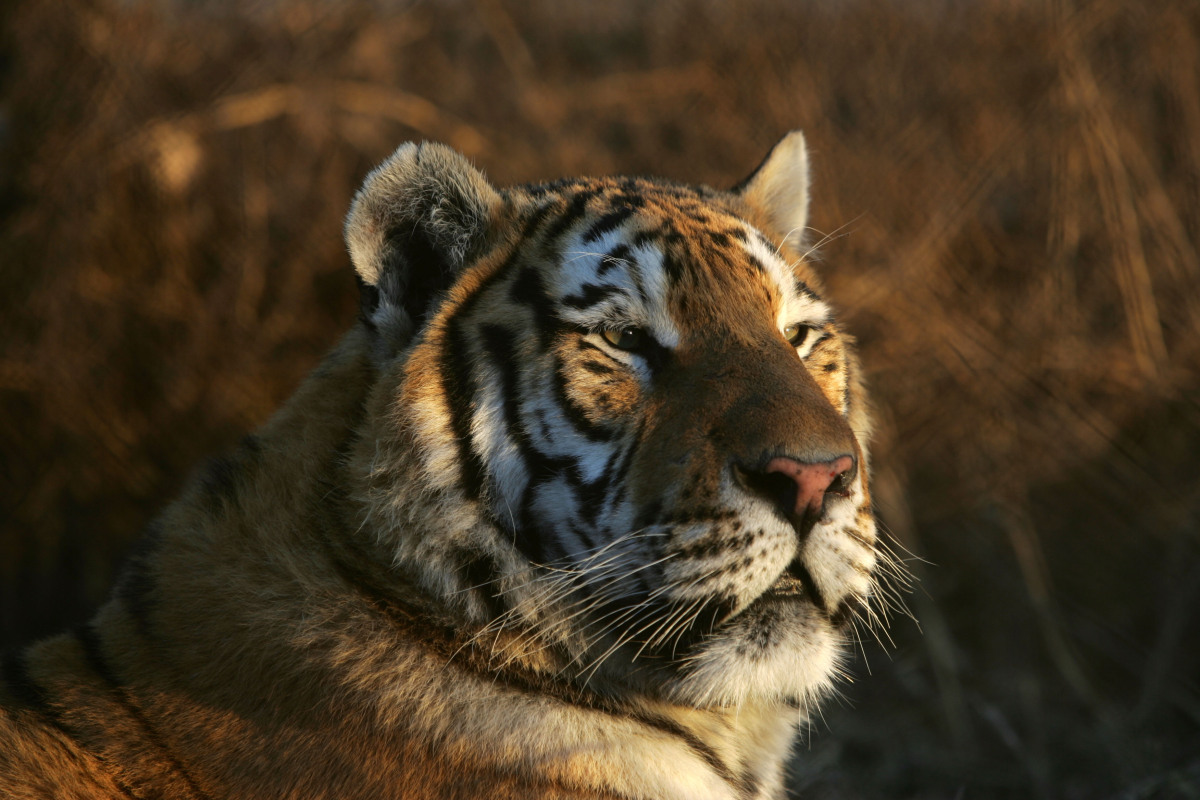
[629,710,741,790]
[573,465,615,530]
[441,316,487,501]
[476,321,540,552]
[1,647,52,714]
[610,188,646,208]
[455,547,507,620]
[75,624,214,800]
[580,359,615,376]
[559,428,630,533]
[437,253,563,514]
[508,266,558,349]
[575,338,619,359]
[793,276,822,301]
[565,519,599,555]
[1,647,143,800]
[629,227,660,252]
[736,769,760,800]
[598,243,635,277]
[743,251,767,275]
[551,354,617,444]
[75,624,123,691]
[706,229,733,248]
[750,229,775,251]
[597,433,641,524]
[518,197,563,241]
[660,248,685,283]
[439,261,516,503]
[113,521,163,638]
[541,189,595,244]
[561,282,621,310]
[478,323,572,563]
[582,205,636,244]
[634,500,664,531]
[522,177,576,197]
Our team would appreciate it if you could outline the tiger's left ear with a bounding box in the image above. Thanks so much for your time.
[733,130,811,252]
[345,142,502,357]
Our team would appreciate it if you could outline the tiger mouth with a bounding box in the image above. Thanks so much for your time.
[623,495,858,648]
[759,503,848,614]
[765,556,821,601]
[759,557,861,630]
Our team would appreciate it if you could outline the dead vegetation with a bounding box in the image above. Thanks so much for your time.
[2,0,1198,796]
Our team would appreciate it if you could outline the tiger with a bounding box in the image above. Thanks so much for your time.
[0,131,898,800]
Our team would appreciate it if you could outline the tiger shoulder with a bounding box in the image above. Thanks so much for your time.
[0,131,900,800]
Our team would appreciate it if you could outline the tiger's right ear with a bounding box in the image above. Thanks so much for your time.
[345,142,501,356]
[733,130,811,253]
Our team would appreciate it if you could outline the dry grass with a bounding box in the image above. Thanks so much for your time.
[2,0,1199,796]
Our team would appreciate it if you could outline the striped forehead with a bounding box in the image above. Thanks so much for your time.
[528,183,832,345]
[548,223,681,348]
[739,225,833,331]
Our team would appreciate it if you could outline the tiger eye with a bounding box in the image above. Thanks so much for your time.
[783,323,810,347]
[601,327,647,351]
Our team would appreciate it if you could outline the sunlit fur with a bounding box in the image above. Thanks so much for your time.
[0,132,903,800]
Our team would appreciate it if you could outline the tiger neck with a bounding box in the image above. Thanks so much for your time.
[309,562,799,800]
[324,517,799,800]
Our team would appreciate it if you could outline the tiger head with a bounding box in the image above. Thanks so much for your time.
[344,132,888,713]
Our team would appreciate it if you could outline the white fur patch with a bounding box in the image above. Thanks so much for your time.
[739,225,832,341]
[554,229,681,349]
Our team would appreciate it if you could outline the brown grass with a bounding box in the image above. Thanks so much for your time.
[3,0,1199,796]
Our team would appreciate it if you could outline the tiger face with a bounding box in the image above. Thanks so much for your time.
[346,132,884,714]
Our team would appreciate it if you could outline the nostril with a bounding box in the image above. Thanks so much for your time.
[759,455,855,516]
[746,470,802,517]
[826,458,857,497]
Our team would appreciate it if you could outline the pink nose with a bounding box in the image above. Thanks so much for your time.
[763,455,855,515]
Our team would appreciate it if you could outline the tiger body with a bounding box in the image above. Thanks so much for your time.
[1,133,889,799]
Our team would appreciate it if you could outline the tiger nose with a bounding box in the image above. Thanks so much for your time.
[762,455,856,516]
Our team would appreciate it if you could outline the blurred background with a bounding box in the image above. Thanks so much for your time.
[2,0,1198,796]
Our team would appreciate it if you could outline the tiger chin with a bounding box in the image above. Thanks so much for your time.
[1,132,898,800]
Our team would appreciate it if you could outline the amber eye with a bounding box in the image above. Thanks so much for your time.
[783,323,810,347]
[601,327,648,351]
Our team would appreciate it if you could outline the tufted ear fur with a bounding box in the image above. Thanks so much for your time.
[733,130,811,253]
[345,142,501,356]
